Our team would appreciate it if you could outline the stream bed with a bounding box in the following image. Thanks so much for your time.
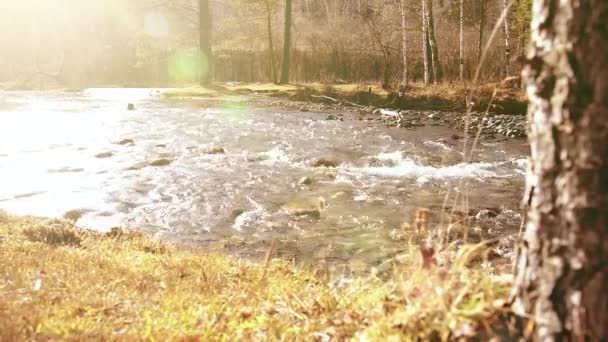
[0,88,528,273]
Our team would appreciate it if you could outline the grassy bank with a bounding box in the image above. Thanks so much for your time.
[0,212,522,340]
[163,82,526,114]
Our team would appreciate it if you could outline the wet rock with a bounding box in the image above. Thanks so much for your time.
[127,103,136,110]
[451,134,462,140]
[155,144,167,148]
[149,159,173,167]
[115,138,135,145]
[312,158,340,168]
[95,152,113,159]
[325,114,337,120]
[126,162,146,171]
[299,107,310,112]
[203,147,226,155]
[368,157,383,167]
[298,176,314,186]
[63,209,89,222]
[283,197,325,219]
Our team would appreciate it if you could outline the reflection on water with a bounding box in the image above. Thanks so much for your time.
[0,89,528,271]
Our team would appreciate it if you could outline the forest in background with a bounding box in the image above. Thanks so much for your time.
[0,0,531,89]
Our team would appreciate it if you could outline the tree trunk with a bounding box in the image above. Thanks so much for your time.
[279,0,292,84]
[398,0,409,88]
[459,0,464,81]
[265,0,276,83]
[501,0,511,77]
[199,0,212,86]
[477,0,485,63]
[425,0,442,83]
[512,0,608,340]
[421,0,430,85]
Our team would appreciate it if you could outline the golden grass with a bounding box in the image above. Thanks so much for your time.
[0,211,519,340]
[162,82,525,114]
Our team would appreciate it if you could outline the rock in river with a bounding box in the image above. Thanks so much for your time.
[283,197,326,218]
[312,158,340,168]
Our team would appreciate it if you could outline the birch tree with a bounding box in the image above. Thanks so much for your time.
[513,0,608,339]
[397,0,409,87]
[425,0,442,83]
[421,0,430,84]
[501,0,511,77]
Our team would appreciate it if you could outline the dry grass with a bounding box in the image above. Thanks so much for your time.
[0,211,522,340]
[162,82,525,114]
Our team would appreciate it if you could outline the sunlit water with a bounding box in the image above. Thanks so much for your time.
[0,89,528,272]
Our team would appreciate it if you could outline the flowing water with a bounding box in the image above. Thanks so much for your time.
[0,89,528,273]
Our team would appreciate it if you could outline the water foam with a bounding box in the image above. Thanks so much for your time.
[347,151,500,181]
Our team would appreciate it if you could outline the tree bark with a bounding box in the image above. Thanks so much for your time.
[199,0,212,86]
[459,0,464,81]
[398,0,409,87]
[477,0,485,63]
[279,0,292,84]
[264,0,276,83]
[425,0,442,83]
[421,0,430,85]
[512,0,608,340]
[501,0,511,77]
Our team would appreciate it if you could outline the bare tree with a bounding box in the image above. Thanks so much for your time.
[421,0,430,84]
[265,0,277,83]
[425,0,442,83]
[279,0,293,84]
[477,0,485,63]
[512,0,608,339]
[459,0,464,80]
[501,0,511,77]
[396,0,409,87]
[199,0,212,86]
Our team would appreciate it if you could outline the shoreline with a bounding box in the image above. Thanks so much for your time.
[0,211,524,340]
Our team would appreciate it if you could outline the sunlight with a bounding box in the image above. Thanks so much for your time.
[144,11,170,38]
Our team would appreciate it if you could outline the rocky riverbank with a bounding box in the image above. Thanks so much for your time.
[247,95,528,140]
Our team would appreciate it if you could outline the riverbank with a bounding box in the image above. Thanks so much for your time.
[0,211,524,340]
[163,82,528,139]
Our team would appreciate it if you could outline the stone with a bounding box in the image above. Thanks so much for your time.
[312,159,340,168]
[95,152,113,159]
[115,139,134,145]
[149,159,172,167]
[203,147,226,155]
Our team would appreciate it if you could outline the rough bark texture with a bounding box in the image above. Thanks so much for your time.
[425,0,442,83]
[513,0,608,340]
[421,0,430,84]
[459,0,464,80]
[199,0,212,86]
[502,0,511,77]
[399,0,409,87]
[279,0,292,84]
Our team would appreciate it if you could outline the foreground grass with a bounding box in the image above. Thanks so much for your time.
[162,82,526,114]
[0,211,520,340]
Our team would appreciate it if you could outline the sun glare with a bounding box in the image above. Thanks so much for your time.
[144,11,170,38]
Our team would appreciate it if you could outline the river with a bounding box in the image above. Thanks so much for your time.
[0,88,528,273]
